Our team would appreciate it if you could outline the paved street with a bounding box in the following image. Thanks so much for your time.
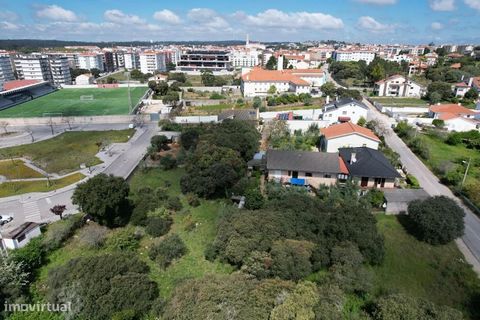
[364,98,480,273]
[0,123,157,229]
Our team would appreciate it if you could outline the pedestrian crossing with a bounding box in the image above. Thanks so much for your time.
[23,201,41,222]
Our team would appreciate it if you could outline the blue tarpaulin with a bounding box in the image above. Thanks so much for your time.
[290,178,306,186]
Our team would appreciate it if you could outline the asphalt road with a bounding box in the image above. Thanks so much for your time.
[0,123,157,230]
[364,98,480,273]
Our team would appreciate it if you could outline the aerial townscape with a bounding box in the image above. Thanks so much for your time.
[1,0,480,319]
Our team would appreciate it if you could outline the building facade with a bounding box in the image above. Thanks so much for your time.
[48,56,72,85]
[0,56,15,87]
[177,50,233,73]
[374,75,425,98]
[14,56,53,82]
[78,54,104,71]
[139,51,166,74]
[333,50,376,64]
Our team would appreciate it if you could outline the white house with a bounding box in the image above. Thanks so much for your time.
[321,98,369,125]
[429,103,479,132]
[442,115,480,132]
[453,82,471,97]
[75,73,95,85]
[320,122,380,153]
[374,75,425,98]
[0,222,41,250]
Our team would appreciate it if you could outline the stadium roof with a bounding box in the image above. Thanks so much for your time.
[2,80,41,92]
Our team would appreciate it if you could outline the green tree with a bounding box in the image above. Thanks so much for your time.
[408,196,465,245]
[370,64,386,82]
[432,119,445,128]
[268,85,277,94]
[162,91,179,106]
[148,234,187,268]
[321,82,336,97]
[244,188,265,210]
[150,135,169,151]
[201,70,216,86]
[465,88,479,100]
[266,56,277,70]
[72,174,131,228]
[180,127,200,151]
[270,282,319,320]
[252,96,262,109]
[270,239,315,281]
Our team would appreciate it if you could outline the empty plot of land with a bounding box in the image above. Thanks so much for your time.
[370,97,428,107]
[0,159,44,179]
[0,87,147,118]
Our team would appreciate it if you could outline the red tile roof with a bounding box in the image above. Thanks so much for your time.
[339,157,349,174]
[320,122,380,141]
[429,104,476,115]
[242,67,310,86]
[2,80,40,91]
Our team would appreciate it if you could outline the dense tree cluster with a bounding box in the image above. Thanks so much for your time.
[266,93,312,106]
[407,196,465,245]
[201,70,227,86]
[46,253,160,320]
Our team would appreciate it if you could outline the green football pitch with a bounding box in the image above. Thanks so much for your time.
[0,87,148,118]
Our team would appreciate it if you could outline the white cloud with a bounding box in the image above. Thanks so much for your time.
[153,10,181,24]
[188,8,229,28]
[0,11,19,22]
[429,0,455,11]
[357,16,394,32]
[241,9,344,30]
[464,0,480,10]
[104,9,145,25]
[36,5,78,22]
[431,22,444,30]
[0,21,21,30]
[354,0,396,4]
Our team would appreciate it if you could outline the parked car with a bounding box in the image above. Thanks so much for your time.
[0,215,13,226]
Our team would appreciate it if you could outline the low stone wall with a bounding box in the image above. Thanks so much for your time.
[173,115,218,124]
[0,114,151,126]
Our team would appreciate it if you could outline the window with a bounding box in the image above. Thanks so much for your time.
[287,170,292,176]
[324,174,332,178]
[305,172,312,177]
[17,234,26,242]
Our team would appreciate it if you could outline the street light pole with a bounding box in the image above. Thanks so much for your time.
[461,157,472,189]
[125,71,132,113]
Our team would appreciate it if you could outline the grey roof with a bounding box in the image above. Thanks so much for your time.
[323,98,368,113]
[218,109,258,121]
[1,222,40,239]
[339,147,401,179]
[266,149,341,173]
[383,188,430,203]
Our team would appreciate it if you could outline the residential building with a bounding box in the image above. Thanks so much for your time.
[320,122,380,152]
[231,49,260,68]
[0,222,41,250]
[113,51,125,69]
[333,50,376,64]
[0,56,15,87]
[48,56,72,85]
[453,82,470,97]
[103,51,115,72]
[266,149,349,188]
[241,67,326,97]
[14,56,53,82]
[177,50,233,73]
[339,147,400,188]
[124,52,140,70]
[429,103,479,132]
[469,77,480,92]
[75,73,95,85]
[139,51,166,74]
[78,53,104,71]
[321,98,369,125]
[374,75,425,98]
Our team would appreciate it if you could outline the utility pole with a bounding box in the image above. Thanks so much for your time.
[461,157,472,189]
[125,71,132,113]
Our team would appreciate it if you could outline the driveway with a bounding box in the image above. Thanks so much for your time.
[364,98,480,274]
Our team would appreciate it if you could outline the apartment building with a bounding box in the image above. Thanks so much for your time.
[14,56,53,83]
[333,50,376,64]
[48,56,72,85]
[124,52,140,70]
[177,50,233,73]
[78,53,104,71]
[0,56,15,87]
[231,49,260,68]
[139,51,166,74]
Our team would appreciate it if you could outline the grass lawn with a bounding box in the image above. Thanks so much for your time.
[182,74,234,87]
[0,172,85,197]
[0,159,43,179]
[372,214,480,318]
[0,130,134,175]
[0,87,147,118]
[370,96,429,107]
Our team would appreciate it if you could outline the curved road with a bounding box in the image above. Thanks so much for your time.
[364,98,480,274]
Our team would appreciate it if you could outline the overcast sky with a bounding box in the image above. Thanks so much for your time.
[0,0,479,44]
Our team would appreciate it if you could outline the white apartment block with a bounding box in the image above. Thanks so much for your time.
[0,56,15,87]
[124,52,140,70]
[48,56,72,85]
[14,56,53,82]
[333,50,376,64]
[78,54,104,71]
[139,51,166,74]
[231,49,260,68]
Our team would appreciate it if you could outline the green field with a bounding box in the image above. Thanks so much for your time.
[0,87,147,118]
[0,159,43,179]
[370,96,429,107]
[372,215,480,318]
[0,130,134,175]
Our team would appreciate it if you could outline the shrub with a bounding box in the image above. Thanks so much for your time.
[241,251,272,279]
[158,120,182,131]
[270,239,314,281]
[166,196,183,211]
[186,193,200,207]
[408,196,465,245]
[432,119,445,128]
[106,227,141,251]
[244,188,264,210]
[365,189,385,208]
[148,234,187,268]
[151,135,169,152]
[145,216,173,238]
[406,174,420,188]
[42,214,84,251]
[78,223,108,249]
[160,155,177,170]
[9,236,45,277]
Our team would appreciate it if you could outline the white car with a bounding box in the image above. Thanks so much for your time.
[0,215,13,226]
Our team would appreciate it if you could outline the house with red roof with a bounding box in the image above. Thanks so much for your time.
[429,103,479,132]
[453,82,471,97]
[320,122,380,152]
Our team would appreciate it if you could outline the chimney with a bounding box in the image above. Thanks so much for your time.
[277,55,284,71]
[326,95,330,104]
[350,152,357,164]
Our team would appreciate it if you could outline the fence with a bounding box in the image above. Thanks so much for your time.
[0,114,151,126]
[172,115,218,124]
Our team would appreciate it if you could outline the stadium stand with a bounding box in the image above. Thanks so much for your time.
[0,80,56,111]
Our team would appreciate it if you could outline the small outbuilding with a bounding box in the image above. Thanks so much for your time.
[383,189,430,214]
[0,222,42,250]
